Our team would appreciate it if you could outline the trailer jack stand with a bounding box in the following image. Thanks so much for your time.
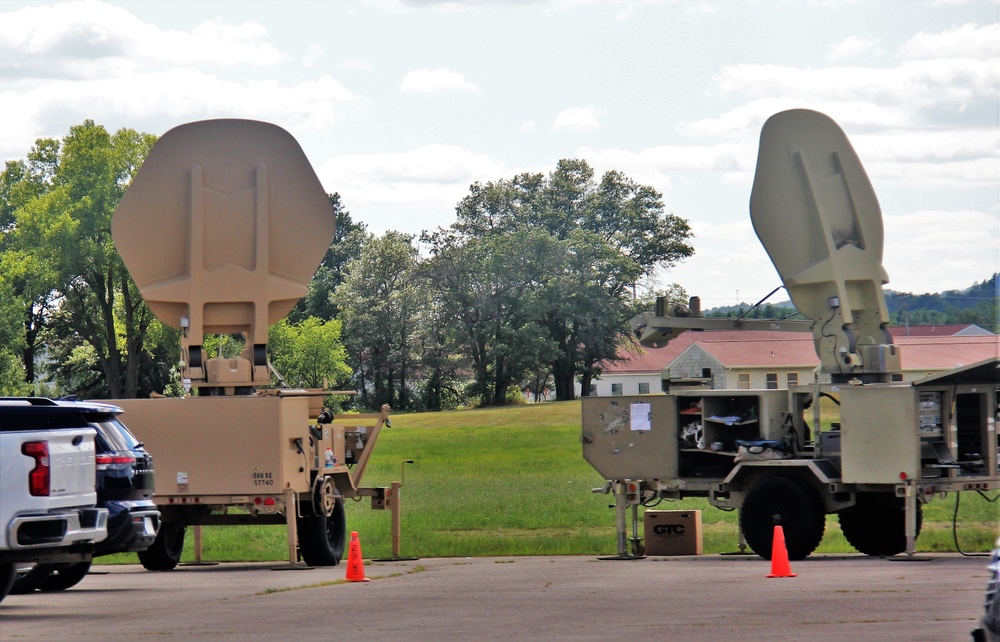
[273,488,312,571]
[598,481,646,560]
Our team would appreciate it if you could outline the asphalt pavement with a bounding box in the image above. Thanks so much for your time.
[0,553,991,641]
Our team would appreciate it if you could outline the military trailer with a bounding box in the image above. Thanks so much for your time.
[583,109,999,560]
[108,119,393,570]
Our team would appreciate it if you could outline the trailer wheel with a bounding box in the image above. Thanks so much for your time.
[9,564,52,594]
[138,523,187,571]
[839,493,922,557]
[38,562,91,591]
[297,497,346,566]
[740,476,826,561]
[314,475,337,517]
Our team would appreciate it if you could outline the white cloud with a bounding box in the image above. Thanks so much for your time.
[0,0,288,80]
[709,61,997,114]
[553,106,602,131]
[680,100,999,189]
[579,142,745,189]
[665,218,779,307]
[826,36,883,63]
[0,70,359,159]
[668,206,1000,306]
[302,43,323,68]
[337,57,373,71]
[399,67,480,94]
[853,128,1000,187]
[316,144,508,207]
[678,26,1000,194]
[900,23,1000,61]
[519,119,537,133]
[882,208,1000,293]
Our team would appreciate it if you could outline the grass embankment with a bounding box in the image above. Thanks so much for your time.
[105,401,998,564]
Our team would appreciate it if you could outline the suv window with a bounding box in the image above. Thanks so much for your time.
[86,416,142,451]
[0,410,90,431]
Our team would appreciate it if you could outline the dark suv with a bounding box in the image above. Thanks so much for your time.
[12,399,159,593]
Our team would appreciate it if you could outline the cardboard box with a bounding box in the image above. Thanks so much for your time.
[644,510,702,555]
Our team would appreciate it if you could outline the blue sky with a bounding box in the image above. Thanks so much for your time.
[1,0,997,308]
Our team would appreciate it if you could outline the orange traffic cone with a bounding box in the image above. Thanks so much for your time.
[766,525,797,578]
[345,531,371,582]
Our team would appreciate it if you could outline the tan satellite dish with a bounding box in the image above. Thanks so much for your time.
[112,119,334,387]
[750,109,898,378]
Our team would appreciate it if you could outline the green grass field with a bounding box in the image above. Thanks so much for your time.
[104,400,998,564]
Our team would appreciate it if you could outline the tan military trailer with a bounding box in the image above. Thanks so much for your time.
[583,109,999,561]
[109,119,393,570]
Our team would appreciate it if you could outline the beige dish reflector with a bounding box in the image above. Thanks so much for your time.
[750,109,896,377]
[112,119,334,383]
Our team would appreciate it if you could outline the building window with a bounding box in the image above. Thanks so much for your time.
[702,368,712,378]
[786,372,798,387]
[737,373,751,389]
[765,373,778,389]
[611,383,623,396]
[638,382,650,394]
[891,373,904,382]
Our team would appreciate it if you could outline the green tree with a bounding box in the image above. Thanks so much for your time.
[0,276,30,395]
[333,231,423,410]
[414,296,469,410]
[289,193,370,323]
[1,121,160,398]
[443,159,693,402]
[1,141,64,384]
[268,317,352,390]
[420,226,560,406]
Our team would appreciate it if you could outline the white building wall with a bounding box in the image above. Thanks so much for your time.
[720,367,818,389]
[574,373,661,397]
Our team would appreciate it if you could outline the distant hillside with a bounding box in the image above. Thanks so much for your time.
[705,273,998,332]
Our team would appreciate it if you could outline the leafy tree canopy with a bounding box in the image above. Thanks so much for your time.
[423,158,694,404]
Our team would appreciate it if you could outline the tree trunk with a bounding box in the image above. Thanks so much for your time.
[21,345,35,384]
[121,276,149,399]
[21,305,44,384]
[551,356,576,401]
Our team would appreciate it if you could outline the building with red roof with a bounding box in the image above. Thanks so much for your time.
[580,327,998,397]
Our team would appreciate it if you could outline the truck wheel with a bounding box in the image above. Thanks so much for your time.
[839,493,922,556]
[297,497,346,566]
[0,563,16,603]
[38,562,92,591]
[740,476,826,561]
[138,523,187,571]
[9,564,53,594]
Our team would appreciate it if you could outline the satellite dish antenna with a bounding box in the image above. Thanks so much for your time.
[750,109,900,380]
[112,119,334,390]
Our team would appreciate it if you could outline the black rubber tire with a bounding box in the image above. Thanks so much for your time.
[0,563,16,603]
[740,475,826,561]
[188,346,202,368]
[839,493,922,557]
[38,562,91,591]
[138,523,187,571]
[9,564,53,594]
[297,497,346,566]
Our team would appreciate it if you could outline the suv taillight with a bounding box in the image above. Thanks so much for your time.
[22,441,50,496]
[95,453,136,469]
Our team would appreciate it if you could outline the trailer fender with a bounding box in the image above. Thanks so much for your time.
[715,459,851,513]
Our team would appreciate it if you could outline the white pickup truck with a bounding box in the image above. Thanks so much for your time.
[0,398,110,603]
